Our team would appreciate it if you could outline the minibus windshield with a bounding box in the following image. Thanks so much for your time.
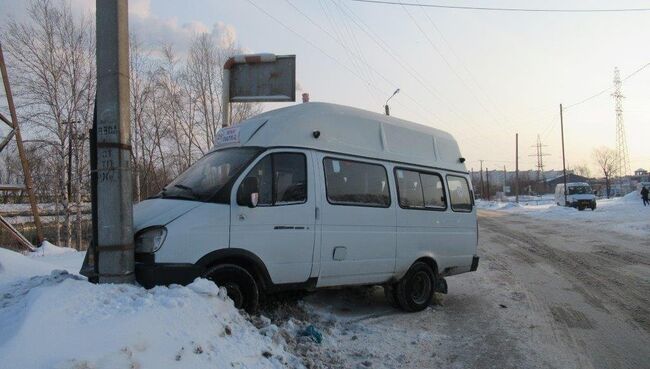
[568,186,591,195]
[157,147,261,202]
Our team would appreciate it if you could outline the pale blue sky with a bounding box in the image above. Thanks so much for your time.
[3,0,650,173]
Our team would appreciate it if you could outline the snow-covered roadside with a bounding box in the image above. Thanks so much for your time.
[477,192,650,238]
[0,247,304,369]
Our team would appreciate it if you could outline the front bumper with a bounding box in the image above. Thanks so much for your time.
[135,262,204,289]
[570,200,595,208]
[470,255,480,272]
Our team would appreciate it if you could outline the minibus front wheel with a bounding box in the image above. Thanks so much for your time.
[205,264,259,313]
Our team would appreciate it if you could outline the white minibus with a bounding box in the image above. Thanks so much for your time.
[555,182,597,210]
[134,103,479,312]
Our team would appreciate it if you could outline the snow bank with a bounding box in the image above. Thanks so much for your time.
[29,240,77,257]
[0,250,303,369]
[480,196,650,237]
[622,190,640,203]
[0,248,54,284]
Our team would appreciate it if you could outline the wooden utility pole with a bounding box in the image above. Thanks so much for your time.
[560,104,568,205]
[479,160,485,199]
[515,133,519,203]
[485,168,490,200]
[0,41,44,246]
[503,165,507,194]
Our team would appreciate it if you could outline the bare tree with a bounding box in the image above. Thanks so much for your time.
[3,0,95,247]
[3,1,264,245]
[571,163,592,179]
[593,147,616,198]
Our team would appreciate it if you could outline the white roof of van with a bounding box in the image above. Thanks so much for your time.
[566,182,590,187]
[214,102,467,172]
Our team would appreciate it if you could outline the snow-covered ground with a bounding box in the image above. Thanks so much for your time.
[2,195,649,369]
[0,246,304,369]
[477,192,650,238]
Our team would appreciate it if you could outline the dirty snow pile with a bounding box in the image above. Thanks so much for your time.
[0,247,304,369]
[478,192,650,237]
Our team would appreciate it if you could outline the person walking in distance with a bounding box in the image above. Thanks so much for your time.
[641,186,649,206]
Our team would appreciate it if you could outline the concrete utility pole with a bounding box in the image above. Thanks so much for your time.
[515,133,519,203]
[95,0,134,283]
[0,41,44,245]
[560,104,567,205]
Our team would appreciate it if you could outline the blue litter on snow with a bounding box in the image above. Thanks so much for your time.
[300,325,323,344]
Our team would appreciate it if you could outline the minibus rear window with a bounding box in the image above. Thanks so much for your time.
[324,158,390,208]
[446,175,473,212]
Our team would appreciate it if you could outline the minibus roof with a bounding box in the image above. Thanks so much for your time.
[213,102,467,172]
[566,182,590,187]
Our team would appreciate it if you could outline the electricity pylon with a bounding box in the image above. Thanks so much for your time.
[612,67,631,178]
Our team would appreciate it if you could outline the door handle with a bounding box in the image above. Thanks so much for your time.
[238,214,246,221]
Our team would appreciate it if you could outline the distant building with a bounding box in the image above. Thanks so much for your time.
[634,168,648,177]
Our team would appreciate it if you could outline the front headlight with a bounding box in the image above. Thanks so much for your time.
[135,227,167,253]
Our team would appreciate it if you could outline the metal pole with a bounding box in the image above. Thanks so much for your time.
[96,0,134,283]
[384,88,400,116]
[515,133,519,203]
[560,104,568,205]
[0,42,44,245]
[222,68,231,128]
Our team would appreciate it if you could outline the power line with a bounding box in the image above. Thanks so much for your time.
[350,0,650,13]
[537,61,650,144]
[331,0,491,137]
[246,0,468,140]
[564,62,650,109]
[414,0,511,126]
[398,2,506,130]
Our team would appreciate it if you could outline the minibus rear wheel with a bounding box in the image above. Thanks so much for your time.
[205,264,259,313]
[396,262,435,312]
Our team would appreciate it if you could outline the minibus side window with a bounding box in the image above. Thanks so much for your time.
[421,173,446,209]
[238,153,307,206]
[446,175,473,212]
[395,169,446,210]
[323,158,390,207]
[396,169,424,208]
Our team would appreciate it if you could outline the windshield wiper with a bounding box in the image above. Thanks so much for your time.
[173,184,199,199]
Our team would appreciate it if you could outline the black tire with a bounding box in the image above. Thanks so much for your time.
[205,264,259,313]
[395,262,436,312]
[383,283,399,308]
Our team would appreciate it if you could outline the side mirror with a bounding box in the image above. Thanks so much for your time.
[239,177,260,208]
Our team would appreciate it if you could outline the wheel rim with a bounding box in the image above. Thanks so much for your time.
[410,271,432,305]
[224,282,244,309]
